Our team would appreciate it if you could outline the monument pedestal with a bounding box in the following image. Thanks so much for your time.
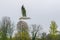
[19,17,30,20]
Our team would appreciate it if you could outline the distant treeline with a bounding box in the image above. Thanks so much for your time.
[0,16,60,40]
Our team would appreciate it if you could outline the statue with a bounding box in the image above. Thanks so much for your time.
[19,5,30,20]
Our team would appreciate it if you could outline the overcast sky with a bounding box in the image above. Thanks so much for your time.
[0,0,60,33]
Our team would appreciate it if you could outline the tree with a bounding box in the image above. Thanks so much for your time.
[16,21,30,40]
[0,16,14,40]
[14,31,30,40]
[46,34,52,40]
[1,16,10,40]
[41,32,46,40]
[7,23,14,40]
[0,31,3,40]
[49,21,58,40]
[17,21,28,32]
[30,24,41,40]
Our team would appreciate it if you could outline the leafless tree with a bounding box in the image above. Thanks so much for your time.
[30,24,42,40]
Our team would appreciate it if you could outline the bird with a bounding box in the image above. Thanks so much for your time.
[21,5,26,17]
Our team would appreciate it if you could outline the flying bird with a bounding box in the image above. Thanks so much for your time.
[21,5,26,17]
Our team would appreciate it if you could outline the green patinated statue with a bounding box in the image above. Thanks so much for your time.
[21,5,26,17]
